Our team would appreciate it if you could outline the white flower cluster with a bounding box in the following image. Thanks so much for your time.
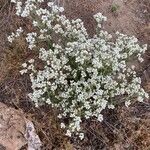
[7,27,23,43]
[26,32,37,49]
[9,0,149,139]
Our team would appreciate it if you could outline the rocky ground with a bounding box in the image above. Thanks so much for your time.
[0,0,150,149]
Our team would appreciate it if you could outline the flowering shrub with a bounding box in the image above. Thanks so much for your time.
[9,0,149,139]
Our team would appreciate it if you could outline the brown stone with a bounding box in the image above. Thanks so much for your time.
[0,102,27,150]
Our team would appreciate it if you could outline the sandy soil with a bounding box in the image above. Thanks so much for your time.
[62,0,149,42]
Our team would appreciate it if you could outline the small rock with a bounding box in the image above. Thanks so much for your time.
[0,102,27,150]
[25,121,42,150]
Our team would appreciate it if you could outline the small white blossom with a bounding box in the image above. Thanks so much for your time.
[65,130,71,137]
[57,114,62,119]
[60,123,66,128]
[28,59,35,63]
[20,69,27,75]
[11,0,16,3]
[138,56,144,62]
[108,104,115,109]
[79,133,84,140]
[8,27,23,43]
[22,63,27,68]
[125,101,131,107]
[33,21,38,27]
[47,2,54,7]
[97,114,103,122]
[137,96,143,102]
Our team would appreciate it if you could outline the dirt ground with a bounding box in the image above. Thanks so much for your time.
[62,0,150,42]
[0,0,150,149]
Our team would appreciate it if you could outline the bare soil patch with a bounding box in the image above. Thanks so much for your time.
[62,0,149,42]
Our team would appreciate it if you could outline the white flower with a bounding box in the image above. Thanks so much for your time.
[125,101,131,107]
[94,13,107,23]
[47,2,54,7]
[7,36,14,43]
[16,27,23,35]
[79,133,84,140]
[8,27,23,43]
[137,96,143,102]
[20,69,27,75]
[108,104,115,109]
[138,56,144,62]
[60,123,66,128]
[28,59,35,63]
[11,0,16,3]
[65,130,71,137]
[37,0,44,2]
[22,63,27,68]
[57,114,62,119]
[46,98,51,105]
[16,2,22,16]
[33,21,38,27]
[97,114,103,122]
[145,93,149,99]
[59,7,64,12]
